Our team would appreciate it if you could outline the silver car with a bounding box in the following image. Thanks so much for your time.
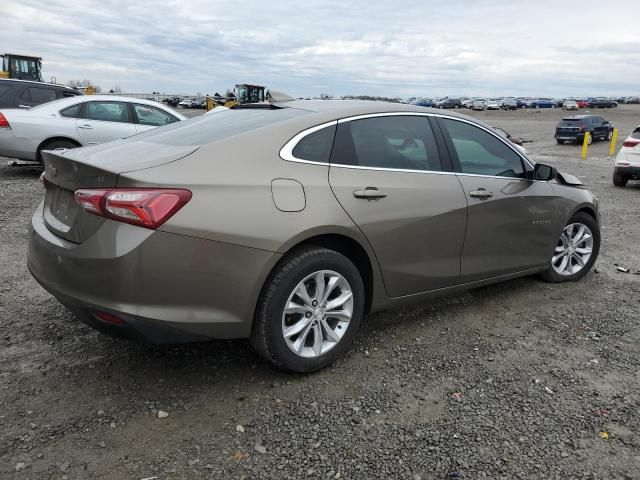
[28,101,600,372]
[0,95,185,162]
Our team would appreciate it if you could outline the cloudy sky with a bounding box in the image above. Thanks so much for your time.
[2,0,639,98]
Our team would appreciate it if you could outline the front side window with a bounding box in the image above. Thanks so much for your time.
[331,116,442,172]
[441,118,524,178]
[292,125,336,162]
[133,104,178,126]
[83,102,130,123]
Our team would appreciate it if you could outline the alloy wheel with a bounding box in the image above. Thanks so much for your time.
[551,223,594,276]
[281,270,353,358]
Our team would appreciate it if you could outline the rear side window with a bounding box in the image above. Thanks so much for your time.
[441,118,524,178]
[60,104,81,118]
[22,87,56,104]
[83,102,130,123]
[132,104,178,126]
[292,125,336,162]
[631,128,640,140]
[331,116,442,172]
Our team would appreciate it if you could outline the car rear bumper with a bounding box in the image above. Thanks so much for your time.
[28,201,281,343]
[0,129,37,161]
[614,166,640,178]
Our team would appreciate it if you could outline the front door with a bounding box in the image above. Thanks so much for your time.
[328,115,468,297]
[76,101,137,145]
[437,117,559,283]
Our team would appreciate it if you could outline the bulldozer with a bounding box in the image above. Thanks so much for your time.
[0,53,43,81]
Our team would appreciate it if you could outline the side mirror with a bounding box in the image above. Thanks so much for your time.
[533,163,557,181]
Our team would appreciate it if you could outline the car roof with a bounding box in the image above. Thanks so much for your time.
[562,115,595,120]
[0,78,79,91]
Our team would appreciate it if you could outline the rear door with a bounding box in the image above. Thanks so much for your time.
[18,86,57,108]
[131,103,180,134]
[328,114,468,297]
[437,117,559,282]
[75,101,137,145]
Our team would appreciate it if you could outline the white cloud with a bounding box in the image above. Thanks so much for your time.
[0,0,638,97]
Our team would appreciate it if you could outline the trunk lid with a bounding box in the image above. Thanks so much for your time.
[41,141,198,243]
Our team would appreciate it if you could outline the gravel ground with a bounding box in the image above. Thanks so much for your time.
[1,105,639,480]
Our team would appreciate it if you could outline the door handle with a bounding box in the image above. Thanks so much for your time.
[469,188,494,199]
[77,124,94,129]
[353,187,387,200]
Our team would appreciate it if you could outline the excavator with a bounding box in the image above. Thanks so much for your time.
[0,53,43,81]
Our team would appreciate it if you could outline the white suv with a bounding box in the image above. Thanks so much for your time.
[613,125,640,187]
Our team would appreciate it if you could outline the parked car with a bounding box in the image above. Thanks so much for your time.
[411,98,435,108]
[461,99,475,108]
[530,98,555,109]
[177,98,194,108]
[165,96,183,107]
[0,78,81,109]
[471,99,487,111]
[501,98,518,110]
[485,100,500,110]
[555,115,613,145]
[516,98,529,109]
[28,101,601,372]
[586,98,618,109]
[551,98,565,108]
[436,98,463,109]
[612,125,640,187]
[576,99,589,108]
[0,95,185,162]
[563,100,579,111]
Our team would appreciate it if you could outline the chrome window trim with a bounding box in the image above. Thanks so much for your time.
[279,111,535,174]
[279,120,338,162]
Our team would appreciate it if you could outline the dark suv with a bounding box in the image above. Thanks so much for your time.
[0,79,81,109]
[436,98,463,109]
[555,115,614,145]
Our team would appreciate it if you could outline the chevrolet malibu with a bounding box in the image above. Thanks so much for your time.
[29,101,601,372]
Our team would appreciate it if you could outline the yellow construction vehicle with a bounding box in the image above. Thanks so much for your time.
[0,53,43,81]
[222,84,267,108]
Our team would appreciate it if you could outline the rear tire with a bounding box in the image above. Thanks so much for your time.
[556,139,564,144]
[540,212,600,283]
[251,247,365,373]
[37,139,79,163]
[613,169,628,187]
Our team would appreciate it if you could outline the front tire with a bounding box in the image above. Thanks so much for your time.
[251,247,365,373]
[540,212,600,283]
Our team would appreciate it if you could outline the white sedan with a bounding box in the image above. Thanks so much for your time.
[0,95,185,162]
[613,125,640,187]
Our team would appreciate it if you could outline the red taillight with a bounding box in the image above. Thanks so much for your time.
[0,112,10,129]
[74,188,192,229]
[622,138,640,148]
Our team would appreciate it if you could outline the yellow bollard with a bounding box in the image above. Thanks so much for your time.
[609,128,618,157]
[206,95,214,111]
[581,132,591,159]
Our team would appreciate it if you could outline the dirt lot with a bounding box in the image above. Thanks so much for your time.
[1,105,639,480]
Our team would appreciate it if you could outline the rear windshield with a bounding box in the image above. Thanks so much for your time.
[127,107,309,146]
[632,128,640,140]
[559,119,583,126]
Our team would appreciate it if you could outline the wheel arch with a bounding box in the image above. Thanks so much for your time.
[36,136,82,162]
